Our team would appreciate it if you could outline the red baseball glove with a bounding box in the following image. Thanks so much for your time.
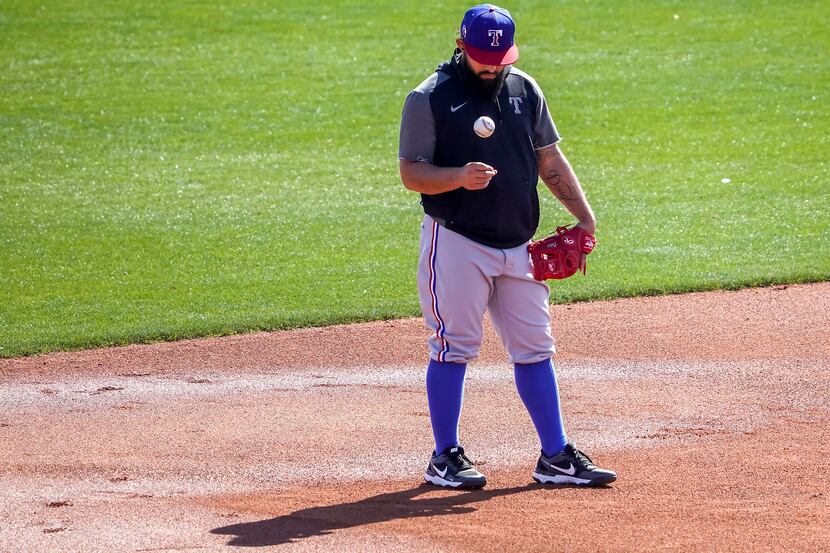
[528,225,597,281]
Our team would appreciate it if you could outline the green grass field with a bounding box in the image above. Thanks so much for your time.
[1,0,828,357]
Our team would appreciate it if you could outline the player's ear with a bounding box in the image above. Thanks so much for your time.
[456,38,465,50]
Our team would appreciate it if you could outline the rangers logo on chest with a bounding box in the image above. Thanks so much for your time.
[509,96,523,114]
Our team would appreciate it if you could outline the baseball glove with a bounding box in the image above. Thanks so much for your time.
[528,225,597,281]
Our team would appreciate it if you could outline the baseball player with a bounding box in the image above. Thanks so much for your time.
[398,4,616,489]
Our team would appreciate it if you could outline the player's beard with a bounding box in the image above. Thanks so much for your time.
[460,54,508,101]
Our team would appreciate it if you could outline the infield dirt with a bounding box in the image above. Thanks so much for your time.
[1,283,828,551]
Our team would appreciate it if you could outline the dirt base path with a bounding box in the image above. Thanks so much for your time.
[1,284,828,551]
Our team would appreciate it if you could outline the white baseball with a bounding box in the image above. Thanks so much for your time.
[473,116,496,138]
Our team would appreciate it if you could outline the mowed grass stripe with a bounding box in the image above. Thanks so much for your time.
[1,0,828,357]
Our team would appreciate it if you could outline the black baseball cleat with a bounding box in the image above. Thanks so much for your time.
[424,445,487,489]
[532,442,617,486]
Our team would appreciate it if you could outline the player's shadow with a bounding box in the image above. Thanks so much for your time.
[211,483,535,547]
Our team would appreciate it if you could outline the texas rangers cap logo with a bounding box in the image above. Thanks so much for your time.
[488,29,503,46]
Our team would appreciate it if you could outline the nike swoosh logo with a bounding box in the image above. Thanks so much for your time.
[450,102,468,113]
[544,460,576,475]
[433,464,448,478]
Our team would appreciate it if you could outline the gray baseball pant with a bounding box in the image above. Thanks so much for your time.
[417,215,555,364]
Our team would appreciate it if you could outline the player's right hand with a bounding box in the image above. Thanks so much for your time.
[458,162,497,190]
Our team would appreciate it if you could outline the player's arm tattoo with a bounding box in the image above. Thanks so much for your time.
[537,147,577,207]
[542,168,578,207]
[537,144,595,227]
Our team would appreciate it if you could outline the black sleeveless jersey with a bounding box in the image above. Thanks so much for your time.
[407,51,559,248]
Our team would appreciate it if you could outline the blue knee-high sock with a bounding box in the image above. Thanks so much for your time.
[426,359,467,454]
[514,358,567,457]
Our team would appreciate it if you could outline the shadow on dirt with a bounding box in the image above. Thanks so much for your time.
[211,483,536,546]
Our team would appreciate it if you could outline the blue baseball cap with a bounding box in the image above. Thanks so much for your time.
[459,4,519,66]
